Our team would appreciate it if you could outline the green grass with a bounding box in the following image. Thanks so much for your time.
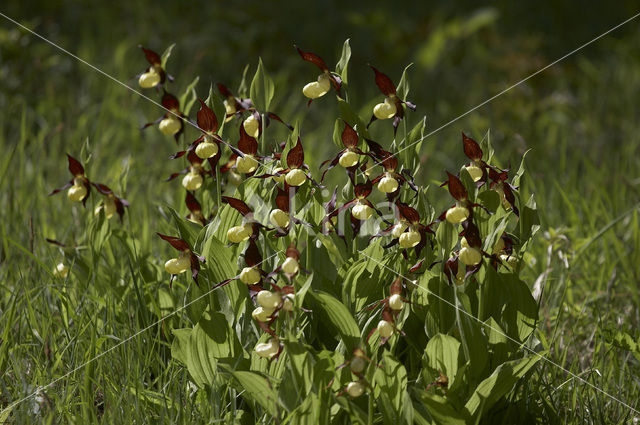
[1,2,640,423]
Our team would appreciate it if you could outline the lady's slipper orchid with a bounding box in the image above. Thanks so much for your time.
[320,121,366,183]
[461,133,489,184]
[166,150,210,192]
[489,167,519,215]
[252,306,275,322]
[213,239,266,289]
[256,290,281,310]
[365,139,418,200]
[157,233,205,287]
[346,381,365,398]
[222,196,267,243]
[49,154,92,206]
[92,184,129,221]
[255,338,280,359]
[440,172,488,224]
[142,92,186,143]
[367,65,416,133]
[138,46,172,89]
[295,45,342,104]
[217,83,253,122]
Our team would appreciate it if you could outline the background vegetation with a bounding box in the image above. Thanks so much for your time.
[1,1,639,423]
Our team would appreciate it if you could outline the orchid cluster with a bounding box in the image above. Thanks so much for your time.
[49,40,539,422]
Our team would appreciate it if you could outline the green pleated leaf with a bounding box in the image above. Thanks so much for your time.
[250,58,275,113]
[309,290,360,351]
[231,371,279,418]
[464,355,541,418]
[424,334,461,386]
[374,350,409,424]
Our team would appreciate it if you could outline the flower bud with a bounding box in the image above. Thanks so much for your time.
[377,175,399,193]
[53,262,69,278]
[445,205,469,224]
[227,224,252,243]
[182,171,203,191]
[339,150,359,168]
[239,267,261,284]
[159,115,182,135]
[165,254,191,275]
[252,306,275,322]
[256,290,281,309]
[465,164,483,182]
[282,257,299,275]
[195,141,219,159]
[391,222,408,238]
[269,209,290,229]
[138,69,160,88]
[373,97,397,120]
[350,357,366,374]
[67,184,87,202]
[236,154,258,174]
[243,115,260,138]
[388,294,404,311]
[255,338,279,359]
[282,293,295,312]
[285,168,307,187]
[377,320,394,338]
[352,202,373,221]
[459,246,482,266]
[346,381,365,398]
[399,230,421,249]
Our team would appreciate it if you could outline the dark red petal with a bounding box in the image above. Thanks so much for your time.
[295,45,329,71]
[156,232,191,252]
[244,239,262,267]
[196,99,218,133]
[369,65,396,96]
[286,244,300,260]
[139,46,161,65]
[286,138,305,169]
[462,133,483,162]
[92,183,113,195]
[275,186,290,212]
[221,196,252,216]
[185,192,202,213]
[341,121,358,148]
[446,172,468,201]
[67,154,85,177]
[396,201,420,223]
[238,123,259,155]
[354,180,372,198]
[217,83,233,99]
[461,221,482,248]
[161,91,180,111]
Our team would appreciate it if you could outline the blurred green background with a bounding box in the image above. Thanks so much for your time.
[2,0,640,422]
